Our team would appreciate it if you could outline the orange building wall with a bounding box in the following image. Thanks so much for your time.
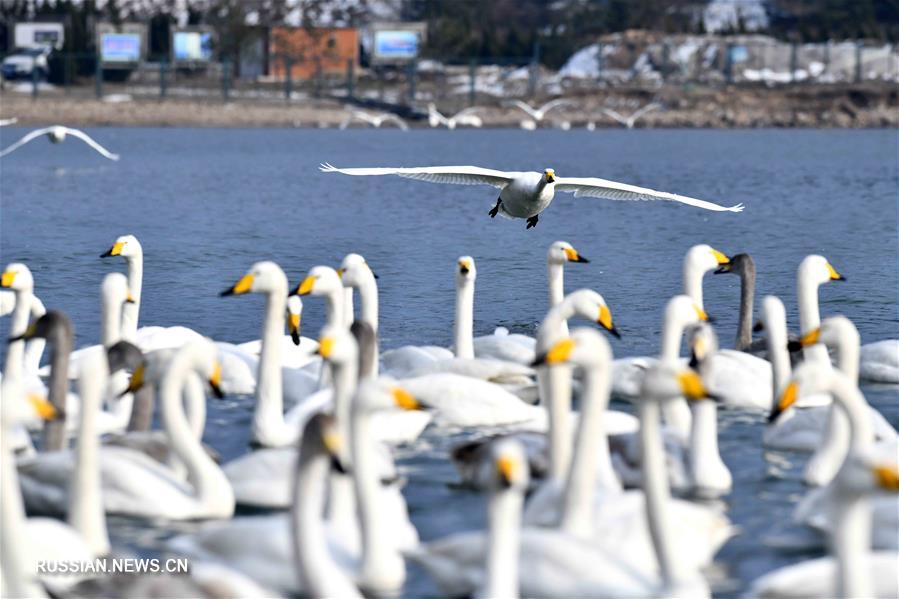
[269,27,358,80]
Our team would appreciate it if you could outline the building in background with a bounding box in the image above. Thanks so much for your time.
[268,27,358,80]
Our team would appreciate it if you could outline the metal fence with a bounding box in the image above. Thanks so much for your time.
[2,37,896,108]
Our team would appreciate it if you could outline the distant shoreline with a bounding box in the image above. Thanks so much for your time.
[1,83,896,129]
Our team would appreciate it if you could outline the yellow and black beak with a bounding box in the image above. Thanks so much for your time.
[288,313,302,346]
[544,169,556,183]
[874,465,899,492]
[677,370,715,402]
[458,259,472,275]
[1,270,16,288]
[597,304,621,339]
[826,262,845,282]
[532,338,574,367]
[564,247,589,263]
[100,241,125,258]
[124,363,146,395]
[710,248,731,267]
[29,394,63,421]
[319,415,347,474]
[496,455,519,488]
[221,273,254,297]
[208,362,224,399]
[125,292,136,304]
[800,328,821,348]
[693,304,711,323]
[768,380,799,423]
[317,336,334,359]
[292,275,317,297]
[392,386,423,411]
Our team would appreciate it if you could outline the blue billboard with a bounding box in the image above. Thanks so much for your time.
[374,30,419,60]
[100,33,141,63]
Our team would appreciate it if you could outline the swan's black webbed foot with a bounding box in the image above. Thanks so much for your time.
[526,215,539,229]
[488,198,502,218]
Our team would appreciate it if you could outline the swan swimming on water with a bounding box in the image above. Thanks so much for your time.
[0,125,119,160]
[320,163,744,229]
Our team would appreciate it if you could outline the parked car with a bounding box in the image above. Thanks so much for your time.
[2,46,51,81]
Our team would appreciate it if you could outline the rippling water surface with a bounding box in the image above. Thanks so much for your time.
[1,127,897,596]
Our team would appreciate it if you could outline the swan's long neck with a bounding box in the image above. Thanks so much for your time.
[353,408,404,592]
[805,334,866,486]
[254,288,286,444]
[481,483,522,599]
[639,399,681,588]
[122,254,142,341]
[325,289,345,330]
[560,361,620,538]
[537,308,574,480]
[292,435,359,598]
[1,408,48,598]
[765,304,792,396]
[831,490,872,598]
[127,384,154,432]
[343,287,355,328]
[4,289,33,381]
[326,356,358,527]
[683,262,704,309]
[42,330,72,452]
[358,279,379,377]
[70,355,110,556]
[798,271,828,365]
[101,292,122,348]
[547,261,565,310]
[183,373,207,441]
[658,315,692,440]
[160,349,233,511]
[736,265,755,351]
[688,400,730,496]
[24,296,46,374]
[454,279,475,359]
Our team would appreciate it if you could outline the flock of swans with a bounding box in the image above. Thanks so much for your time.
[2,226,897,597]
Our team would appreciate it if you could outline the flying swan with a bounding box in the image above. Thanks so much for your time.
[320,163,744,229]
[0,125,120,160]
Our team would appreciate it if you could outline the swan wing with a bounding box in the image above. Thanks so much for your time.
[599,108,628,125]
[380,113,409,131]
[631,102,661,120]
[62,127,120,160]
[537,98,574,115]
[555,176,744,212]
[507,100,539,120]
[0,127,54,158]
[320,163,514,188]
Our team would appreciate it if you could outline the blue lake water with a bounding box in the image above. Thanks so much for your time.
[1,127,897,596]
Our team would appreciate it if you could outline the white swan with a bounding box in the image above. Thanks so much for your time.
[170,379,423,596]
[235,295,319,369]
[1,364,98,598]
[525,328,733,569]
[339,253,380,372]
[19,339,234,520]
[408,364,716,597]
[339,109,408,131]
[506,98,574,125]
[320,163,743,229]
[859,339,899,384]
[0,125,119,160]
[427,103,483,129]
[601,102,661,129]
[750,364,899,598]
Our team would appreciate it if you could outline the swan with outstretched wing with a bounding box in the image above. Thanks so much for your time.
[339,110,408,131]
[0,125,119,160]
[601,103,661,129]
[320,163,743,229]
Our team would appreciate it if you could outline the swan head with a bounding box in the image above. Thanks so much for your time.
[100,234,142,259]
[685,244,731,276]
[768,361,834,422]
[562,289,620,339]
[48,126,66,143]
[183,339,225,399]
[338,253,378,287]
[287,295,303,345]
[107,340,146,394]
[543,168,556,184]
[641,363,713,403]
[317,325,358,366]
[355,379,423,413]
[666,294,709,331]
[292,266,342,297]
[8,310,72,346]
[1,262,34,292]
[714,252,754,276]
[300,412,345,473]
[456,256,476,282]
[0,384,59,427]
[548,241,589,265]
[798,315,859,355]
[685,322,719,371]
[759,296,787,335]
[799,255,845,288]
[491,439,529,491]
[834,449,899,497]
[532,327,611,369]
[221,261,288,296]
[102,272,134,309]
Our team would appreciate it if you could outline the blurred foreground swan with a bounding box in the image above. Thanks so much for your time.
[320,163,744,229]
[0,125,119,160]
